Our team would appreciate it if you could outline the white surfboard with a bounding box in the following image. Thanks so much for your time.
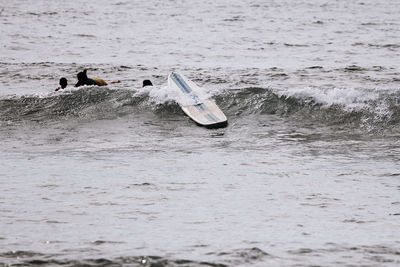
[168,72,228,128]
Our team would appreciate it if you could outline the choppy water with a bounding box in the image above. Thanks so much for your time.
[1,0,400,266]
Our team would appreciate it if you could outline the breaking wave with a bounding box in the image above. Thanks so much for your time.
[0,85,399,132]
[216,86,400,131]
[0,86,182,122]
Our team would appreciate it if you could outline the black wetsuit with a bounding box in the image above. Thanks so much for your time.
[75,78,100,87]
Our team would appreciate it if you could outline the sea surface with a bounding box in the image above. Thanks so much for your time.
[1,0,400,266]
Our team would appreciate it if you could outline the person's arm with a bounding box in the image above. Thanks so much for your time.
[107,80,120,84]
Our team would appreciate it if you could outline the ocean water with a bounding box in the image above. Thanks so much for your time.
[1,0,400,266]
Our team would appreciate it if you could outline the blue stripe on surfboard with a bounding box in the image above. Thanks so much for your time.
[194,103,224,123]
[204,113,221,123]
[171,72,192,94]
[195,103,206,111]
[194,104,223,123]
[209,113,221,122]
[171,73,202,104]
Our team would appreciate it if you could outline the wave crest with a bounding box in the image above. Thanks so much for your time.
[216,87,400,131]
[1,86,399,132]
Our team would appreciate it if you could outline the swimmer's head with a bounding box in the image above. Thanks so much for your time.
[59,77,68,89]
[142,79,153,87]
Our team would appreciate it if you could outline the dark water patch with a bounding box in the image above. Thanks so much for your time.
[286,244,400,265]
[306,66,324,69]
[283,43,309,47]
[231,247,270,261]
[212,247,270,266]
[118,65,132,69]
[313,20,324,25]
[1,250,44,259]
[269,73,289,78]
[223,16,244,22]
[342,219,372,224]
[38,184,60,188]
[360,22,380,26]
[360,245,400,256]
[26,12,58,16]
[246,47,265,51]
[342,65,368,72]
[118,256,227,267]
[92,240,126,245]
[353,42,366,47]
[369,44,400,49]
[114,2,128,6]
[128,183,155,187]
[45,220,68,224]
[0,252,227,267]
[352,42,400,49]
[382,173,400,177]
[288,248,314,254]
[378,44,400,49]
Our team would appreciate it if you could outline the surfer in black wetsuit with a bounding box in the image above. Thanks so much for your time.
[75,69,120,87]
[55,70,120,91]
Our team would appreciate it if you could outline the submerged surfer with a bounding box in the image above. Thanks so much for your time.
[75,69,120,87]
[142,79,153,87]
[55,77,68,91]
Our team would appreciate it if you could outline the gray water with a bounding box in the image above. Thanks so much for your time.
[0,0,400,266]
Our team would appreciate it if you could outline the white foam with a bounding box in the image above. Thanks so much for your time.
[136,83,214,106]
[278,87,382,110]
[276,87,397,126]
[134,85,180,105]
